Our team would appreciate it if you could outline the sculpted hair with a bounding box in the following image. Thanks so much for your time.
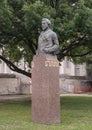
[42,18,51,25]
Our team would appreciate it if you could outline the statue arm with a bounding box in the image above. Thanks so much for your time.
[44,33,59,53]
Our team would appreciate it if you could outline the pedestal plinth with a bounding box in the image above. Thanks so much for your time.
[32,54,60,124]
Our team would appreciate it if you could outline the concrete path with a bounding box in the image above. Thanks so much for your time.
[0,94,31,101]
[60,93,92,97]
[0,93,92,101]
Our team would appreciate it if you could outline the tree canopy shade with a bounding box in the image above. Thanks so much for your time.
[0,0,92,77]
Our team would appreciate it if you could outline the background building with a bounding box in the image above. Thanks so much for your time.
[0,57,86,76]
[0,55,90,95]
[60,57,86,76]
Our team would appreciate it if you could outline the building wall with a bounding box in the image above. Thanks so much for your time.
[59,75,92,94]
[0,56,87,94]
[0,77,21,95]
[0,56,87,77]
[0,60,12,73]
[59,58,86,76]
[0,73,31,95]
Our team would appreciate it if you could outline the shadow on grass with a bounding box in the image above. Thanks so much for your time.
[0,99,32,107]
[0,96,92,109]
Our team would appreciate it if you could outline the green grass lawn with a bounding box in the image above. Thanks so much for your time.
[0,96,92,130]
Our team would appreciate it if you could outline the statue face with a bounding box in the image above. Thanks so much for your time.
[42,21,49,31]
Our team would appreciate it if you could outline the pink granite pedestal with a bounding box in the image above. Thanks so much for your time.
[32,54,60,124]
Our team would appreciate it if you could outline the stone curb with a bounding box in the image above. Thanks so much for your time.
[0,95,31,101]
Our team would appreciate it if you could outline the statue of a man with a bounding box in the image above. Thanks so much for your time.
[36,18,59,55]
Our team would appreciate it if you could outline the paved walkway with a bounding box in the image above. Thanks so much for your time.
[60,93,92,97]
[0,94,31,101]
[0,93,92,101]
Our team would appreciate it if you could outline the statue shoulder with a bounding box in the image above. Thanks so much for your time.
[48,29,56,36]
[51,31,58,39]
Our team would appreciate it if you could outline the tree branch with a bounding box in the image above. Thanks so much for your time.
[67,50,92,57]
[0,55,31,78]
[61,35,87,54]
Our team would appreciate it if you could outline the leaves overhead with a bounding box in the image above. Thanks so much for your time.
[0,0,92,77]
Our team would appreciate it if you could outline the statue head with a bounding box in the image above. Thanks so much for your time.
[42,18,51,31]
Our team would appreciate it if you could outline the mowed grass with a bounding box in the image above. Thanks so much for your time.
[0,96,92,130]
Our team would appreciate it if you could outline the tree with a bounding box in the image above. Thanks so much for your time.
[0,0,92,77]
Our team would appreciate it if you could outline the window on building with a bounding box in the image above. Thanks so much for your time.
[75,65,80,76]
[65,59,70,68]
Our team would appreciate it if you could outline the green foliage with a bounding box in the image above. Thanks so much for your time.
[0,0,92,71]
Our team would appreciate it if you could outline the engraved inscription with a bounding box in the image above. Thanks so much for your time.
[45,60,59,67]
[31,61,34,68]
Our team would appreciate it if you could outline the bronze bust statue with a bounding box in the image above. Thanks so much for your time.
[36,18,59,55]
